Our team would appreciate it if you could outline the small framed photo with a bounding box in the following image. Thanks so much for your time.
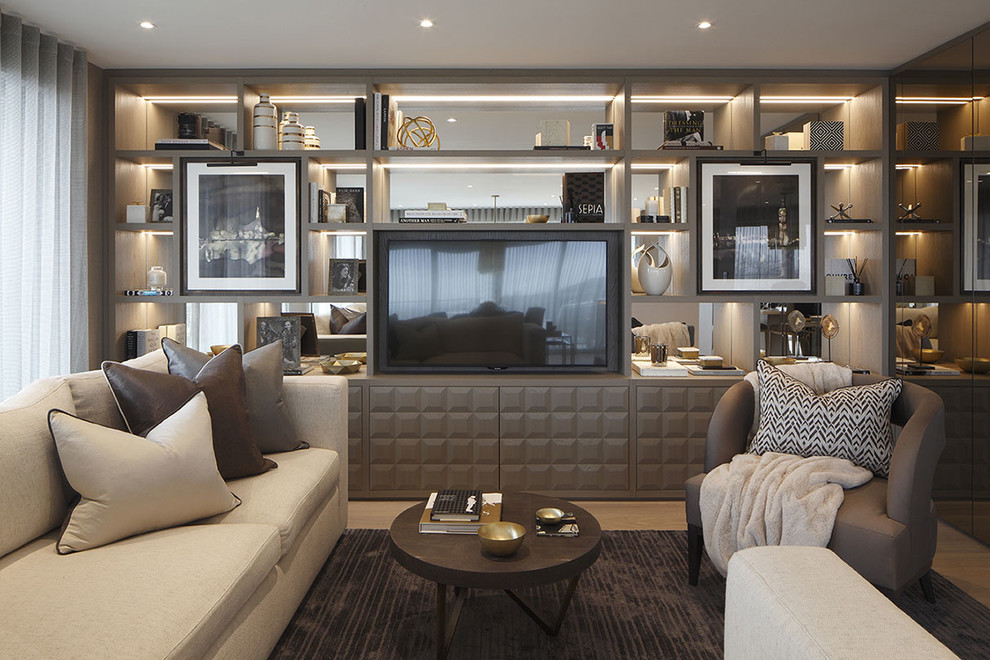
[181,159,300,294]
[698,160,815,293]
[149,189,173,223]
[962,162,990,292]
[256,316,301,372]
[329,258,359,294]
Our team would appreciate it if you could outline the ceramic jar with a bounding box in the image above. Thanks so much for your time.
[253,93,278,150]
[637,243,672,296]
[304,125,320,150]
[147,266,167,291]
[280,111,305,150]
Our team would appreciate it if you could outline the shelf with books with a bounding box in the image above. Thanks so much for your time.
[112,81,241,151]
[629,81,756,151]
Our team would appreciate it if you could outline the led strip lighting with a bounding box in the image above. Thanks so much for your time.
[392,95,615,103]
[631,96,734,103]
[760,96,855,103]
[142,163,174,170]
[382,162,611,170]
[895,96,983,104]
[631,163,676,170]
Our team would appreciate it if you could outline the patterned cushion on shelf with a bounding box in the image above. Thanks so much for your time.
[748,360,902,477]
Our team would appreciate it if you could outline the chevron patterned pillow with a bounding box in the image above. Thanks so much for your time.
[748,360,902,477]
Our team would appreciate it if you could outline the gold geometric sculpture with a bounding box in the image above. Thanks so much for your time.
[397,115,439,148]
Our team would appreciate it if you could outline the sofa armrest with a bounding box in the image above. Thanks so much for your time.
[725,546,957,659]
[704,381,754,473]
[282,376,348,456]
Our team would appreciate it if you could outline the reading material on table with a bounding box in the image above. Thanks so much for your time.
[419,492,503,534]
[430,489,483,521]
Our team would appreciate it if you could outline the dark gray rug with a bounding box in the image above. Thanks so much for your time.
[272,530,990,659]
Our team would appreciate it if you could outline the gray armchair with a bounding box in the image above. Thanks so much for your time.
[684,375,946,601]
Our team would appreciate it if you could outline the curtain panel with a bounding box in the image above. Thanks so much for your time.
[0,13,88,399]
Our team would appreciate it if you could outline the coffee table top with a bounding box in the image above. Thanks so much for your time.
[389,492,602,590]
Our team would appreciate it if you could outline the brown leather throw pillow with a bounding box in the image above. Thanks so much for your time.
[103,346,276,480]
[162,338,304,453]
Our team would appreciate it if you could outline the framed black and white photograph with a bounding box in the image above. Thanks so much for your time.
[182,159,299,293]
[256,316,302,372]
[962,162,990,292]
[149,189,173,223]
[334,186,364,223]
[699,160,814,292]
[329,258,359,294]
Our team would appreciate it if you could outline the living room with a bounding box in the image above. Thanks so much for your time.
[1,1,990,658]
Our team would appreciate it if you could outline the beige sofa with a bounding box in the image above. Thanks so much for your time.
[725,546,957,659]
[0,350,348,659]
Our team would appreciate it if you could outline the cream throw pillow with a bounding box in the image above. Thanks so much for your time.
[49,392,240,554]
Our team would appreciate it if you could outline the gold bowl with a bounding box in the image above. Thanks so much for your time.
[955,357,990,374]
[335,352,367,364]
[320,357,362,375]
[525,214,550,224]
[912,348,944,364]
[478,522,526,557]
[764,356,796,366]
[210,344,234,356]
[535,507,566,525]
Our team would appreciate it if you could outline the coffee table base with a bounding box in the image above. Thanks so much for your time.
[435,574,582,660]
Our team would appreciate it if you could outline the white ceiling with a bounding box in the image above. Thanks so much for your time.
[3,0,989,70]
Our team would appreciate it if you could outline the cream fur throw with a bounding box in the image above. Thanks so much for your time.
[744,362,852,437]
[632,322,691,350]
[700,452,872,576]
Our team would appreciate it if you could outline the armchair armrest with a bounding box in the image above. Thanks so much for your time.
[704,381,755,473]
[886,382,944,541]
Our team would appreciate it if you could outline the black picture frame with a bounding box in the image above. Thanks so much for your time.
[149,189,173,223]
[181,158,301,294]
[329,258,359,294]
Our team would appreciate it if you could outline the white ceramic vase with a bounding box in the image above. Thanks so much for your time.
[637,243,672,296]
[304,126,320,150]
[253,93,278,150]
[280,112,305,150]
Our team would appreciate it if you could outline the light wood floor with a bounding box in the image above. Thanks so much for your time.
[349,500,990,608]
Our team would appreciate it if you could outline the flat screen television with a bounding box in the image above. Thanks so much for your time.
[374,229,622,373]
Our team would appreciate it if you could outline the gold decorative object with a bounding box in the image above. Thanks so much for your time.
[526,214,549,223]
[821,313,840,363]
[335,352,367,364]
[320,357,361,374]
[535,507,566,525]
[956,357,990,374]
[477,522,526,557]
[397,115,439,149]
[210,344,234,356]
[912,348,944,364]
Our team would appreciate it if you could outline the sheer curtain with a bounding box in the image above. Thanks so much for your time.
[0,14,88,400]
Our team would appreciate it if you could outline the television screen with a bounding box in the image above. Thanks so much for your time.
[375,230,621,373]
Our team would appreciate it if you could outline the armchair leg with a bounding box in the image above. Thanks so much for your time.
[687,523,704,586]
[919,571,936,604]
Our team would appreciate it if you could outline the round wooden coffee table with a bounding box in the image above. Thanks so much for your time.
[389,492,602,660]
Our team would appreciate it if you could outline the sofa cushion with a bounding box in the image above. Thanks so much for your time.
[0,378,75,559]
[50,393,241,554]
[749,360,901,477]
[65,350,169,431]
[104,347,277,480]
[203,447,340,556]
[0,523,280,660]
[162,338,303,453]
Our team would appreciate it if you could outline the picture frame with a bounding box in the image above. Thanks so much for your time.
[962,161,990,292]
[280,312,319,356]
[149,189,173,223]
[334,187,364,223]
[256,316,302,372]
[329,258,359,294]
[698,160,815,293]
[181,159,300,293]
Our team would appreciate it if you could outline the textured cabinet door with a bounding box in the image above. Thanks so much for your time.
[347,385,365,496]
[635,385,729,496]
[368,386,499,494]
[499,386,630,494]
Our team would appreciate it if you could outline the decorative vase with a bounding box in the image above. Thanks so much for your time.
[631,244,647,293]
[253,93,278,150]
[637,243,672,296]
[147,266,167,292]
[280,112,305,150]
[304,126,320,150]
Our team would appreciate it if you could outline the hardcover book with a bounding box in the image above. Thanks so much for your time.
[562,172,605,222]
[334,187,364,223]
[662,110,705,144]
[430,489,483,521]
[354,97,366,150]
[419,492,503,534]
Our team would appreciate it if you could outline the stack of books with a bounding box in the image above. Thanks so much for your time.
[398,209,467,223]
[418,490,503,534]
[155,138,226,151]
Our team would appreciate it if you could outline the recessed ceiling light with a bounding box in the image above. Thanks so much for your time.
[419,19,434,28]
[467,184,473,188]
[447,117,457,123]
[697,21,712,29]
[139,21,156,29]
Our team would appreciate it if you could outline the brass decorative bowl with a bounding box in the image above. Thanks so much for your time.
[478,522,526,557]
[912,348,944,364]
[335,352,367,364]
[764,356,796,366]
[210,344,234,356]
[955,357,990,374]
[535,507,566,525]
[320,357,362,375]
[525,214,550,224]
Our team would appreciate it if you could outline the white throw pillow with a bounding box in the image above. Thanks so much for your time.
[49,392,240,554]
